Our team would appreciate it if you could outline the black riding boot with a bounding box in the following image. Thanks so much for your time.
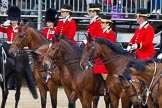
[96,74,109,96]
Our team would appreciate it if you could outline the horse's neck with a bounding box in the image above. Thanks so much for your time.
[101,47,127,75]
[28,29,48,50]
[133,63,162,87]
[61,42,83,78]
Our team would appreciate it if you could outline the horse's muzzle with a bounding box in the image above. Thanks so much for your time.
[43,63,51,71]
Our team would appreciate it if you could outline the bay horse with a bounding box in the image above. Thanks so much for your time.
[80,36,135,108]
[43,34,111,108]
[8,23,78,108]
[119,59,162,108]
[0,43,38,108]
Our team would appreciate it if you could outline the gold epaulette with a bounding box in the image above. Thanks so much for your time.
[144,23,149,29]
[106,28,111,33]
[68,17,72,21]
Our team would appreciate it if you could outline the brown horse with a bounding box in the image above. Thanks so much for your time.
[8,23,77,108]
[118,59,162,108]
[43,34,111,108]
[80,36,135,108]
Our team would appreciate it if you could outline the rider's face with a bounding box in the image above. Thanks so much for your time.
[61,11,69,18]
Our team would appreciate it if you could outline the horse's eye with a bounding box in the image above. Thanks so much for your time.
[19,35,24,38]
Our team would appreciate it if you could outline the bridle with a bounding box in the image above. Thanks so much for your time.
[81,40,96,67]
[45,41,82,66]
[45,42,61,62]
[120,75,144,104]
[81,39,122,69]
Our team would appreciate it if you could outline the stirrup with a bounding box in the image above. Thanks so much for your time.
[0,74,3,82]
[104,88,109,96]
[45,71,52,83]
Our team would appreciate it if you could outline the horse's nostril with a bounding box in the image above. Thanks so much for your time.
[44,63,49,70]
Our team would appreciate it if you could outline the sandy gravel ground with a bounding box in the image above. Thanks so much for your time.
[0,87,113,108]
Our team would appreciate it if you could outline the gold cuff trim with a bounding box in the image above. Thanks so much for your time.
[88,8,100,11]
[101,19,113,23]
[61,8,71,12]
[139,42,142,49]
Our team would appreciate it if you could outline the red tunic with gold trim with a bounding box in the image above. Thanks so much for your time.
[102,27,116,43]
[55,17,77,44]
[87,17,103,37]
[87,16,108,74]
[129,23,155,60]
[41,27,56,40]
[0,25,19,43]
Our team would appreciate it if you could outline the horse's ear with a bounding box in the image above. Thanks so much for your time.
[18,20,25,32]
[85,33,93,42]
[23,20,31,30]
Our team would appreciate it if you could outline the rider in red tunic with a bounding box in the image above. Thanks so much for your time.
[41,8,58,40]
[127,8,155,60]
[86,3,108,74]
[100,14,116,43]
[55,4,77,44]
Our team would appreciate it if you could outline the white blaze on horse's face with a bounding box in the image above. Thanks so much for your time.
[49,43,52,48]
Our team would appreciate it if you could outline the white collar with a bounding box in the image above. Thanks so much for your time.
[90,15,98,24]
[140,21,148,29]
[103,26,110,33]
[63,15,70,23]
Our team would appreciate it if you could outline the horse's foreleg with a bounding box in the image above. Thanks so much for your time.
[109,93,119,108]
[104,95,111,108]
[92,96,99,108]
[14,78,23,108]
[68,91,78,108]
[38,83,47,108]
[1,83,9,108]
[82,91,93,108]
[48,80,58,108]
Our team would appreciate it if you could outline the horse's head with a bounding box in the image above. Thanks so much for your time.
[118,68,144,106]
[80,35,103,70]
[9,21,30,56]
[43,34,63,70]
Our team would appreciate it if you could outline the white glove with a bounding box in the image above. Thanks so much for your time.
[131,44,138,49]
[83,39,87,44]
[126,45,132,52]
[157,53,162,59]
[2,20,10,26]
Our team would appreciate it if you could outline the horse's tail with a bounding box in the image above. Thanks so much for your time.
[24,65,38,99]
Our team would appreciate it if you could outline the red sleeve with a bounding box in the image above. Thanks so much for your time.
[67,19,77,40]
[0,26,7,33]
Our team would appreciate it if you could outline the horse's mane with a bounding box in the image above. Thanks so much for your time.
[52,35,83,55]
[126,58,155,71]
[122,58,154,79]
[28,27,49,42]
[95,37,127,54]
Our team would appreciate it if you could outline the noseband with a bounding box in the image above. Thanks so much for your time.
[45,42,61,62]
